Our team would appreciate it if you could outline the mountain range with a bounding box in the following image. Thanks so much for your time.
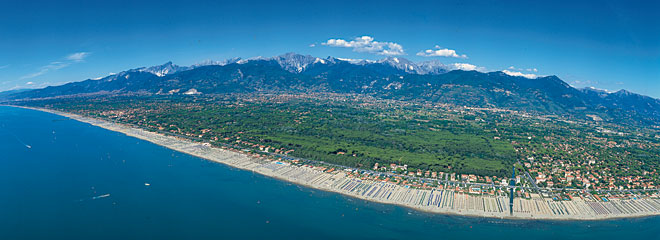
[2,53,659,125]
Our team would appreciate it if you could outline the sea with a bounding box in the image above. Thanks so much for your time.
[1,106,658,240]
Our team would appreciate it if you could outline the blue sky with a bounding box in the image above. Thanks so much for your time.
[1,0,659,97]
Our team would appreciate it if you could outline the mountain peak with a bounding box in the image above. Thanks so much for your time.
[378,56,412,64]
[193,57,242,67]
[138,61,190,77]
[217,53,449,75]
[615,89,633,95]
[270,53,324,73]
[612,89,648,99]
[5,53,660,126]
[377,56,417,73]
[417,60,448,75]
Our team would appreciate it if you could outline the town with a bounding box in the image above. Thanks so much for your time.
[41,105,660,220]
[20,93,660,203]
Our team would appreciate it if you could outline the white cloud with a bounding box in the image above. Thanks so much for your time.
[416,45,467,58]
[450,63,477,71]
[20,61,70,79]
[322,36,405,56]
[26,81,34,85]
[569,79,599,87]
[66,52,91,62]
[446,63,486,72]
[20,52,91,79]
[0,64,9,69]
[585,86,613,93]
[309,43,316,47]
[508,66,538,72]
[502,70,537,79]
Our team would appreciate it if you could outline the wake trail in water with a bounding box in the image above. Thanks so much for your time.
[0,128,32,149]
[12,133,31,148]
[77,194,111,202]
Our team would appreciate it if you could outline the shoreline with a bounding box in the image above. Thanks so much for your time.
[10,105,660,221]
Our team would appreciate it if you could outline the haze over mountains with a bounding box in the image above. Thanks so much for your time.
[2,53,659,125]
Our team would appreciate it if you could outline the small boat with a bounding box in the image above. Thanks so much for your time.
[144,183,151,186]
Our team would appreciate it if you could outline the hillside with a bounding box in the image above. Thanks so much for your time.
[2,53,659,125]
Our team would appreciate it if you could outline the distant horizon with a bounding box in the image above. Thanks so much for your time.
[2,51,650,99]
[1,0,658,97]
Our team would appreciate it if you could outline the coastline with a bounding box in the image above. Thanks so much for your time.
[12,105,660,221]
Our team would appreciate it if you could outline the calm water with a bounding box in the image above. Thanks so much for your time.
[0,106,658,240]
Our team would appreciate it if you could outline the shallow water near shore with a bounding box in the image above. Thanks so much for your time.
[1,106,659,240]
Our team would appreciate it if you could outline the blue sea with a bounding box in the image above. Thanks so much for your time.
[1,106,659,240]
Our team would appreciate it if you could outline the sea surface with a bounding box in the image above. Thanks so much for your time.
[1,106,659,240]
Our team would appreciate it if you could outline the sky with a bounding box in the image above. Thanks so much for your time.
[1,0,659,97]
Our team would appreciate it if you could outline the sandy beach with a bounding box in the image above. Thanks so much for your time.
[20,106,660,221]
